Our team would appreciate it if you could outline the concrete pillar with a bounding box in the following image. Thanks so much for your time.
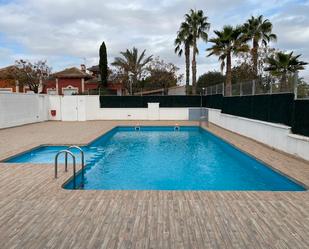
[81,78,85,93]
[222,83,225,96]
[293,72,298,100]
[15,80,19,92]
[38,78,43,93]
[252,80,256,95]
[55,78,59,95]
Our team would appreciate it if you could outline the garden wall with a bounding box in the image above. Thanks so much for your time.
[208,108,309,161]
[0,93,48,129]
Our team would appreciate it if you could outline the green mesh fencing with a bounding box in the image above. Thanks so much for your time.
[100,96,203,108]
[292,100,309,136]
[222,93,294,126]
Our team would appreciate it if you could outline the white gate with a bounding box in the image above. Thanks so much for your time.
[61,96,78,121]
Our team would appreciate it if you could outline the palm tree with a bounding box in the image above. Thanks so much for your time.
[175,22,192,95]
[264,51,307,90]
[184,9,210,95]
[112,47,153,95]
[243,15,277,77]
[207,25,249,96]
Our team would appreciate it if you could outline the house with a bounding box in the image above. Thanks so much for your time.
[42,66,92,95]
[42,65,124,95]
[0,65,93,95]
[0,66,26,93]
[1,64,124,95]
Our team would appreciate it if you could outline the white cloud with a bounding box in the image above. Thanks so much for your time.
[0,0,308,79]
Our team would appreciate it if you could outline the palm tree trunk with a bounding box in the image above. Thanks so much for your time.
[185,43,190,95]
[225,52,232,96]
[280,73,287,91]
[192,40,197,95]
[252,39,259,78]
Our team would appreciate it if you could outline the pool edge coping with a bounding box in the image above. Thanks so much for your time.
[2,124,308,191]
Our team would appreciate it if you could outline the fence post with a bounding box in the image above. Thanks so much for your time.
[240,82,243,96]
[216,84,218,95]
[293,72,298,100]
[222,83,225,96]
[252,80,256,95]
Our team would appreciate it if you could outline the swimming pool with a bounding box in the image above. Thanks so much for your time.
[6,126,305,191]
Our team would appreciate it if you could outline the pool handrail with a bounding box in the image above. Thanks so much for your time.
[67,145,85,186]
[54,150,77,189]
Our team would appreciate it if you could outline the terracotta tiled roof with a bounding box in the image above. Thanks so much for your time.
[0,65,18,79]
[53,67,92,79]
[87,65,99,72]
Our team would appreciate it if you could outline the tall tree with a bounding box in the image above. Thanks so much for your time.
[174,22,192,94]
[264,51,307,90]
[207,25,249,96]
[184,9,210,95]
[112,47,153,95]
[143,57,182,95]
[196,71,225,93]
[243,15,277,77]
[99,41,108,87]
[15,59,51,93]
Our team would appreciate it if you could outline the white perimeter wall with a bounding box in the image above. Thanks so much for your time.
[84,96,189,120]
[0,94,308,161]
[0,93,48,129]
[46,95,190,121]
[208,108,309,161]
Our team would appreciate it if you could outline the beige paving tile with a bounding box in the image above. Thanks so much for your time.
[0,120,308,249]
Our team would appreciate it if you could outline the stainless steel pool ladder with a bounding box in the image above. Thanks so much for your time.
[54,146,85,189]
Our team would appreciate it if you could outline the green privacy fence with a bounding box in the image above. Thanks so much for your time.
[292,100,309,136]
[100,96,203,108]
[202,94,223,109]
[222,94,294,126]
[100,94,308,136]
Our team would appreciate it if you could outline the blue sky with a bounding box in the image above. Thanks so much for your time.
[0,0,308,80]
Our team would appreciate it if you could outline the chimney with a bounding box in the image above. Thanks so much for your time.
[80,64,86,73]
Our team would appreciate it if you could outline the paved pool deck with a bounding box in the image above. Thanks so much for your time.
[0,120,308,249]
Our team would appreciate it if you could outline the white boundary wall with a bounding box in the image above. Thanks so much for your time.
[84,96,189,120]
[208,108,309,161]
[1,94,308,161]
[0,93,48,129]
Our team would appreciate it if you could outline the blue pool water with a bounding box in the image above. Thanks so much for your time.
[6,126,305,191]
